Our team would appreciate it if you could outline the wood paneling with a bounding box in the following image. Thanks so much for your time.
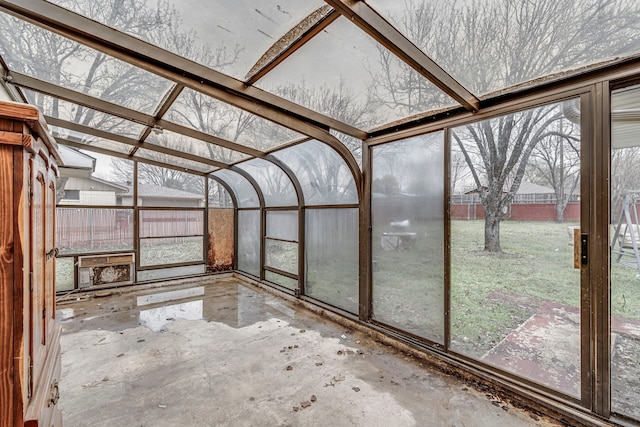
[0,99,61,427]
[1,143,16,427]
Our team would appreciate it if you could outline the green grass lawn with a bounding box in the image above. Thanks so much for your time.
[452,220,640,356]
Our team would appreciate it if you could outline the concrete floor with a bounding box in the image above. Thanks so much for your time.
[56,275,561,427]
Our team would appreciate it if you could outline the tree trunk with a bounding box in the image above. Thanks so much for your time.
[555,201,565,223]
[484,212,502,252]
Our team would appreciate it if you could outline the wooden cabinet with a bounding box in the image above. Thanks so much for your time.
[0,100,62,427]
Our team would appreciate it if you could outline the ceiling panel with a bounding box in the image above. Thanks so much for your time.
[21,89,146,138]
[134,148,214,174]
[144,128,250,164]
[52,125,133,154]
[0,11,174,114]
[45,0,326,81]
[165,87,303,152]
[256,16,456,130]
[367,0,640,97]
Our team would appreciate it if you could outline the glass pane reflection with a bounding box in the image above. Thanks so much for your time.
[371,132,444,343]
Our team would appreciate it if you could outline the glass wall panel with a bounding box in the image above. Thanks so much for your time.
[213,169,260,208]
[610,85,640,420]
[208,178,234,208]
[265,239,297,275]
[0,14,173,113]
[57,149,133,206]
[47,0,325,80]
[238,210,261,277]
[140,236,203,267]
[265,271,298,291]
[368,0,640,96]
[257,16,455,130]
[137,165,205,207]
[166,88,302,151]
[139,210,203,238]
[145,128,250,164]
[55,257,75,292]
[236,159,297,207]
[266,211,298,241]
[56,208,134,254]
[23,90,145,138]
[273,140,358,205]
[450,100,582,398]
[371,132,444,343]
[306,208,358,314]
[137,265,205,282]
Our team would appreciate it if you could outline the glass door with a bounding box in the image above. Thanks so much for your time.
[610,84,640,421]
[449,97,586,399]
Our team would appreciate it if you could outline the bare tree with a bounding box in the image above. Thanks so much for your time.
[372,0,640,252]
[526,117,581,222]
[452,105,567,251]
[269,79,374,159]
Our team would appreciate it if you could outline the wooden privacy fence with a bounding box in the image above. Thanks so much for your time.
[56,208,204,253]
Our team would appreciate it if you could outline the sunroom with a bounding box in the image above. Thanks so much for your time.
[1,1,640,426]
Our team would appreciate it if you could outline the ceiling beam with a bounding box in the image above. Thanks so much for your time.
[9,73,265,158]
[58,138,213,176]
[0,0,367,141]
[245,6,339,85]
[46,115,229,170]
[323,0,479,113]
[130,83,184,156]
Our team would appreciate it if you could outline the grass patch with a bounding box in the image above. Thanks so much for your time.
[55,257,75,292]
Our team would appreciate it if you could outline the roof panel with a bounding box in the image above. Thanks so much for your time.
[45,0,326,81]
[256,16,456,130]
[235,158,298,207]
[165,88,303,151]
[272,140,357,205]
[21,89,146,138]
[134,148,213,174]
[52,126,133,155]
[144,128,250,164]
[0,11,174,114]
[212,169,260,208]
[367,0,640,97]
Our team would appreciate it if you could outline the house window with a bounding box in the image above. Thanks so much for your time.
[63,189,80,200]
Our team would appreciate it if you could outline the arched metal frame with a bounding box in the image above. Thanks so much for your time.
[228,166,265,275]
[263,155,306,294]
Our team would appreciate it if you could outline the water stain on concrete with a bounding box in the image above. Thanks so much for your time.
[57,276,560,427]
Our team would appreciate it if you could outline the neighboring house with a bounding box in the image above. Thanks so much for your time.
[58,146,205,207]
[118,184,205,207]
[57,145,129,205]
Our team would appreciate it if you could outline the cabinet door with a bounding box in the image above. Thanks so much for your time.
[30,169,46,385]
[46,179,56,326]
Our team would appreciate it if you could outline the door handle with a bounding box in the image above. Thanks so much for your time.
[574,230,587,269]
[581,233,588,266]
[46,247,58,260]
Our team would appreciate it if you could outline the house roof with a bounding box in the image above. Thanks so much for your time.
[122,183,204,200]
